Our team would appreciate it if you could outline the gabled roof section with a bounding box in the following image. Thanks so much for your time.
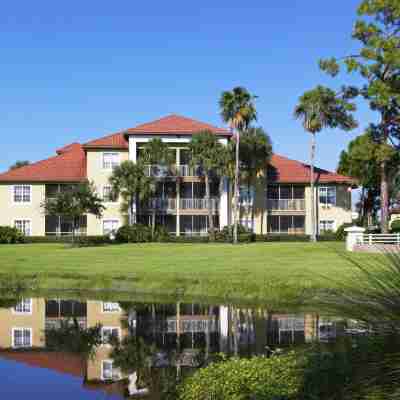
[268,154,354,185]
[0,143,86,183]
[125,114,230,136]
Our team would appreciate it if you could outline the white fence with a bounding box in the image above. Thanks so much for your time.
[359,234,400,246]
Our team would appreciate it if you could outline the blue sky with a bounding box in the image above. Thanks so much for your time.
[0,0,374,172]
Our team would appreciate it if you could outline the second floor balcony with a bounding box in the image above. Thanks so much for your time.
[144,164,204,178]
[142,197,219,212]
[267,198,305,211]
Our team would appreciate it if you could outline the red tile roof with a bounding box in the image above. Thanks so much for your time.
[269,154,354,184]
[83,132,128,149]
[0,143,86,182]
[125,114,230,135]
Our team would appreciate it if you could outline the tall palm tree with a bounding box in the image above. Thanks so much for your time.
[189,130,228,239]
[219,87,257,244]
[240,127,273,231]
[109,160,155,225]
[294,85,357,242]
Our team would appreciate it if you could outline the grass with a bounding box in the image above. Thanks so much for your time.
[0,242,373,306]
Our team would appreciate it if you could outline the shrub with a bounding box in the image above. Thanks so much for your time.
[178,353,301,400]
[23,235,110,246]
[115,224,152,243]
[153,225,171,242]
[335,223,354,241]
[216,224,253,243]
[390,219,400,233]
[317,231,338,242]
[254,234,310,242]
[0,226,25,244]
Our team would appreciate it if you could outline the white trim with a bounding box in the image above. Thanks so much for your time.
[12,298,33,315]
[11,327,33,348]
[11,185,32,204]
[13,219,32,237]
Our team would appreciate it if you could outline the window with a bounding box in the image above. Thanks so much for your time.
[319,187,336,206]
[101,360,121,381]
[102,302,121,313]
[14,299,32,314]
[102,153,120,169]
[267,215,305,234]
[320,220,336,232]
[103,219,119,235]
[239,219,254,232]
[12,328,32,348]
[239,186,254,206]
[13,185,31,203]
[14,220,31,236]
[101,327,121,344]
[102,186,117,202]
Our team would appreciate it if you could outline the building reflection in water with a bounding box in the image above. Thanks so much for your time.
[0,297,344,398]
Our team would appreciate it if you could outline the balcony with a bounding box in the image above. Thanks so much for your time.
[178,164,203,177]
[180,198,219,211]
[267,199,305,211]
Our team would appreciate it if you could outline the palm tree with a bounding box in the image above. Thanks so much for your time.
[240,127,273,231]
[109,160,155,225]
[189,130,228,239]
[219,87,257,244]
[141,138,175,236]
[294,85,357,242]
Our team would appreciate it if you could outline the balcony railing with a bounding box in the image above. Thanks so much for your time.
[180,198,219,211]
[178,164,203,177]
[144,198,177,211]
[267,199,305,211]
[144,164,177,178]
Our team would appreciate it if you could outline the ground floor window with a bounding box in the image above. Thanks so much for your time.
[12,328,32,348]
[14,298,32,314]
[14,219,31,236]
[239,219,254,232]
[101,360,121,381]
[267,215,305,234]
[180,215,219,236]
[103,219,119,235]
[319,220,335,232]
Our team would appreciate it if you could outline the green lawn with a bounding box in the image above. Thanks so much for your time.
[0,242,372,306]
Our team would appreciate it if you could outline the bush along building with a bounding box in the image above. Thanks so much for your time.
[0,114,354,237]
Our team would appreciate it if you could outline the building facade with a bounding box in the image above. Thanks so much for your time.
[0,114,354,236]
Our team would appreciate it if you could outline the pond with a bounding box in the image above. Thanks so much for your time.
[0,295,361,399]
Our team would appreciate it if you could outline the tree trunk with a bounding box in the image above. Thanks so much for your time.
[152,211,156,239]
[310,133,317,242]
[233,130,240,244]
[249,178,255,233]
[205,174,214,240]
[71,216,76,245]
[381,160,389,233]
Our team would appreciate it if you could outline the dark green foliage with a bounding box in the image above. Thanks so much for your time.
[23,235,111,245]
[46,319,102,358]
[153,225,171,242]
[9,160,30,170]
[217,224,251,242]
[316,232,339,242]
[335,223,355,241]
[390,219,400,233]
[254,234,311,242]
[115,224,152,243]
[0,226,25,244]
[178,352,301,400]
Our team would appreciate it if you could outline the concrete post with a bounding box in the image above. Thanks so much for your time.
[344,226,366,252]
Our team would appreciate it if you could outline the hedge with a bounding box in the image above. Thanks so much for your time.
[178,353,301,400]
[0,226,25,244]
[23,235,111,246]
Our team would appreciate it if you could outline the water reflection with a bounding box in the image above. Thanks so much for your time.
[0,297,345,399]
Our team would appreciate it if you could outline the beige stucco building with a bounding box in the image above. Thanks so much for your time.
[0,114,354,237]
